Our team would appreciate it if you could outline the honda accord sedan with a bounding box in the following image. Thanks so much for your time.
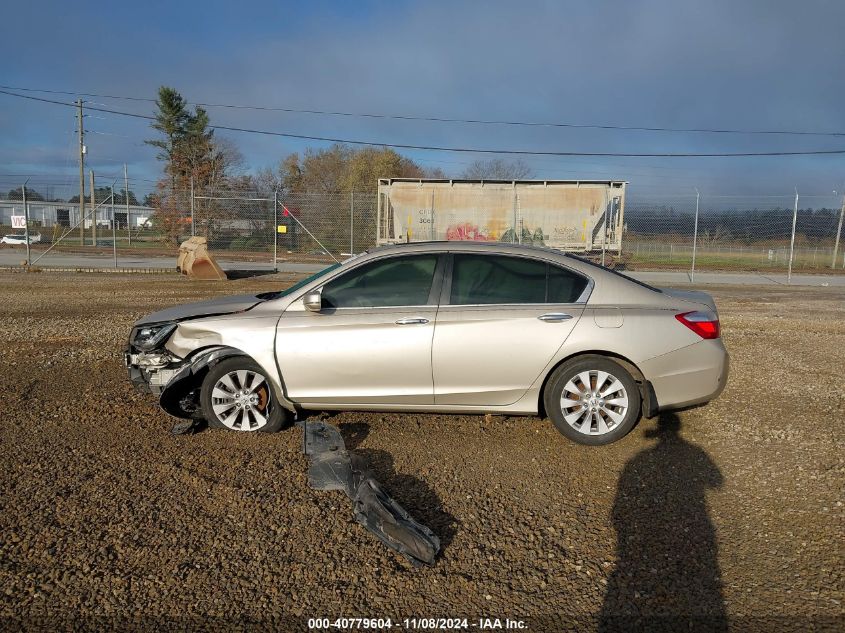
[126,242,728,445]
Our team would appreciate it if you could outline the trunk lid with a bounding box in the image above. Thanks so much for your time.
[659,288,718,313]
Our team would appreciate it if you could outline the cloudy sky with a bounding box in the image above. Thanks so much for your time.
[1,0,843,201]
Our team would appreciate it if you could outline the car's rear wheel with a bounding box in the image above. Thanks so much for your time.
[200,357,289,433]
[544,355,641,445]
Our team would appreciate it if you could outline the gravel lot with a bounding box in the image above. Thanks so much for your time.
[0,272,842,630]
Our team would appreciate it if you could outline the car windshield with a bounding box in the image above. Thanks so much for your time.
[256,263,342,300]
[565,253,662,293]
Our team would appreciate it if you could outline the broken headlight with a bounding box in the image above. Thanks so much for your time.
[132,323,177,351]
[134,351,176,367]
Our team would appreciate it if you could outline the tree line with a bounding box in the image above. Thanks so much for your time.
[625,204,843,244]
[5,186,140,205]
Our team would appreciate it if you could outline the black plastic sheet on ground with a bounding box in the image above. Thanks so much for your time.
[303,420,440,566]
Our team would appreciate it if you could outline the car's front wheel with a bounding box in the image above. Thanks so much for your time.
[200,357,289,433]
[544,355,642,445]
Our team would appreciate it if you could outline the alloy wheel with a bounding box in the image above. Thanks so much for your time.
[560,370,630,436]
[210,369,271,431]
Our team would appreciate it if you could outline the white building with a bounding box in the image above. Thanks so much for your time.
[0,199,155,230]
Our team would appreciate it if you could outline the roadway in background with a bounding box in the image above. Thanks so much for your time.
[1,249,843,286]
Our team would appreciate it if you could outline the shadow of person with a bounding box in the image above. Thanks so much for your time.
[599,413,727,632]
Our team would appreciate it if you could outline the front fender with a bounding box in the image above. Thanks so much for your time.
[159,346,243,419]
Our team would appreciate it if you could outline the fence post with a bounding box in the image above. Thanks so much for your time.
[787,189,798,284]
[273,190,278,272]
[22,181,31,266]
[190,177,195,237]
[350,191,354,255]
[431,190,436,241]
[512,187,517,243]
[832,192,844,269]
[124,163,131,246]
[691,188,700,282]
[601,190,608,266]
[90,170,96,247]
[111,185,117,268]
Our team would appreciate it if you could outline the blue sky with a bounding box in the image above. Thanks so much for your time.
[1,0,844,202]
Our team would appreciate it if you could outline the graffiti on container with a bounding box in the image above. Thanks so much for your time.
[446,222,490,241]
[445,222,547,245]
[552,226,580,241]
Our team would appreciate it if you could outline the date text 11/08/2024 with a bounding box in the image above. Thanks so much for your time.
[308,617,528,630]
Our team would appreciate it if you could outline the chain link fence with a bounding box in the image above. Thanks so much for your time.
[187,189,378,266]
[624,193,845,277]
[1,175,843,277]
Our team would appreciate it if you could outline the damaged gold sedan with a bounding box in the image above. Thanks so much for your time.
[126,241,728,446]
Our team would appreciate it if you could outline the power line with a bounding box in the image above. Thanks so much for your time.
[2,83,844,138]
[3,88,845,158]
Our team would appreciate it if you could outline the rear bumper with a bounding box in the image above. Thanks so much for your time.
[639,339,729,411]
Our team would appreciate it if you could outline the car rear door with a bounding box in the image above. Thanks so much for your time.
[277,252,445,406]
[432,253,590,406]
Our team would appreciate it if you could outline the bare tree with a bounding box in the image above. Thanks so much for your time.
[700,225,732,247]
[460,158,533,180]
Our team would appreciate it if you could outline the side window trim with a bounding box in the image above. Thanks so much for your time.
[442,251,593,307]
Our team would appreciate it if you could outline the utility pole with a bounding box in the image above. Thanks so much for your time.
[90,170,96,247]
[124,163,131,246]
[832,191,844,269]
[77,99,85,246]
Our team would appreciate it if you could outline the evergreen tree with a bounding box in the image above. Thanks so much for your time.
[145,86,191,190]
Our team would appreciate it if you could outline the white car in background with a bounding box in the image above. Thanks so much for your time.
[1,233,41,245]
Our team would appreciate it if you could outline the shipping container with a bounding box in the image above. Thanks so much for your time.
[377,178,627,252]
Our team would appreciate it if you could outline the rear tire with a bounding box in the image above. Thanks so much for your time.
[200,357,289,433]
[544,355,641,446]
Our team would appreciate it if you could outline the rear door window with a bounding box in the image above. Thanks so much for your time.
[450,254,588,305]
[450,254,546,304]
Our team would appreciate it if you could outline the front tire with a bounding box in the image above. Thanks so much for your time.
[200,357,289,433]
[544,355,641,445]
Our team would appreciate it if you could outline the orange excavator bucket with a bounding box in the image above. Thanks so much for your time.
[177,236,227,281]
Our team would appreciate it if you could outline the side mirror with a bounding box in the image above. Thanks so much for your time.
[303,290,323,313]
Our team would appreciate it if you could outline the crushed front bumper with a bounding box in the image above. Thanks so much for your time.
[124,349,183,396]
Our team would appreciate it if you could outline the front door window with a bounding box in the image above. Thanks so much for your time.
[321,254,438,308]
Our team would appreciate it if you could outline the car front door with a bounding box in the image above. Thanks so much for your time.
[277,253,444,406]
[433,253,590,406]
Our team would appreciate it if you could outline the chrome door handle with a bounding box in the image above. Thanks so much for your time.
[538,312,573,322]
[395,317,430,325]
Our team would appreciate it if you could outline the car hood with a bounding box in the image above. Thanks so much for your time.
[135,293,266,326]
[659,288,717,313]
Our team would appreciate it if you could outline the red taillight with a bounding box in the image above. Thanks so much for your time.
[675,310,720,339]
